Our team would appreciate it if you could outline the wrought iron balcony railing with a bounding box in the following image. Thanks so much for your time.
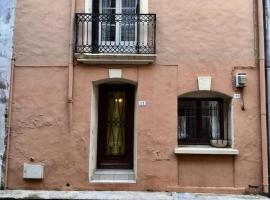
[74,13,156,55]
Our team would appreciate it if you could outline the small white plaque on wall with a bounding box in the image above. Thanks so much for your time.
[198,76,212,91]
[138,100,147,107]
[23,163,44,179]
[233,93,241,99]
[109,69,122,79]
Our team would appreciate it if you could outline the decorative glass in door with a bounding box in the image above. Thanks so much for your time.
[106,91,126,156]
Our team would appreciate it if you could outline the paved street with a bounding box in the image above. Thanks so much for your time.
[174,193,268,200]
[0,190,268,199]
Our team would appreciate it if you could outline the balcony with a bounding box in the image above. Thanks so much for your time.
[74,13,156,64]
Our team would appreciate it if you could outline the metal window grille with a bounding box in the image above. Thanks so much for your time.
[178,98,228,145]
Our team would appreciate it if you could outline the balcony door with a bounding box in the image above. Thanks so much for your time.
[93,0,139,53]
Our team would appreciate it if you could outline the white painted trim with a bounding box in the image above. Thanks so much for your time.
[76,53,156,57]
[140,0,148,13]
[85,0,92,13]
[174,146,239,155]
[230,103,234,148]
[91,180,136,184]
[89,84,99,182]
[94,170,134,175]
[139,0,149,46]
[85,0,148,13]
[133,87,138,179]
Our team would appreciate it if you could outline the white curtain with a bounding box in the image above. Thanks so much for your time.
[178,116,187,139]
[209,101,220,140]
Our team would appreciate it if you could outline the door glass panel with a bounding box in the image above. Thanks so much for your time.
[122,0,137,14]
[106,91,126,156]
[101,0,116,42]
[121,0,137,42]
[102,0,116,13]
[101,24,116,41]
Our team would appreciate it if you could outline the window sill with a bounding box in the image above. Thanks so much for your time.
[174,145,239,155]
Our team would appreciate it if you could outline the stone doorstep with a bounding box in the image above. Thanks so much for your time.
[0,191,268,200]
[91,170,135,183]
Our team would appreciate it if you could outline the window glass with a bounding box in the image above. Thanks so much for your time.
[121,0,138,41]
[102,0,116,14]
[101,0,116,41]
[178,100,197,143]
[122,0,137,14]
[178,99,224,145]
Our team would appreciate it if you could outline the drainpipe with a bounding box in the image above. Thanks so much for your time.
[4,56,15,189]
[258,0,269,193]
[68,0,75,131]
[265,0,270,193]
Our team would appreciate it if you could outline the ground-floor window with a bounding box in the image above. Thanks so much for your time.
[178,93,231,147]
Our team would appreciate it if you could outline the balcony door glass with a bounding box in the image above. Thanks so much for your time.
[100,0,116,43]
[99,0,139,51]
[121,0,137,43]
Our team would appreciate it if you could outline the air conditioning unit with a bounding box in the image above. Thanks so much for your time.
[235,73,247,88]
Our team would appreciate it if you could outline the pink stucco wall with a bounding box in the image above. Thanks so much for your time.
[8,0,262,193]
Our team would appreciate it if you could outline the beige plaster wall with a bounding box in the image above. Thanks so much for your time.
[8,66,69,190]
[151,0,256,67]
[8,0,262,193]
[13,0,71,66]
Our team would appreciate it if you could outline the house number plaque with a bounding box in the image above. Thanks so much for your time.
[138,100,147,107]
[233,93,241,99]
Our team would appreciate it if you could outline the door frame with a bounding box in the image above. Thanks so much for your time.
[89,80,137,181]
[85,0,148,14]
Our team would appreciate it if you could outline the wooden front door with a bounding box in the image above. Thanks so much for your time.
[97,84,135,169]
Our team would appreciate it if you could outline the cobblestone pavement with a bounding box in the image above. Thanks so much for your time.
[0,190,268,199]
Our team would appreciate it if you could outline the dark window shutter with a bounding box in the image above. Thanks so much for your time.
[92,0,100,52]
[136,0,140,53]
[93,0,99,14]
[136,0,140,14]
